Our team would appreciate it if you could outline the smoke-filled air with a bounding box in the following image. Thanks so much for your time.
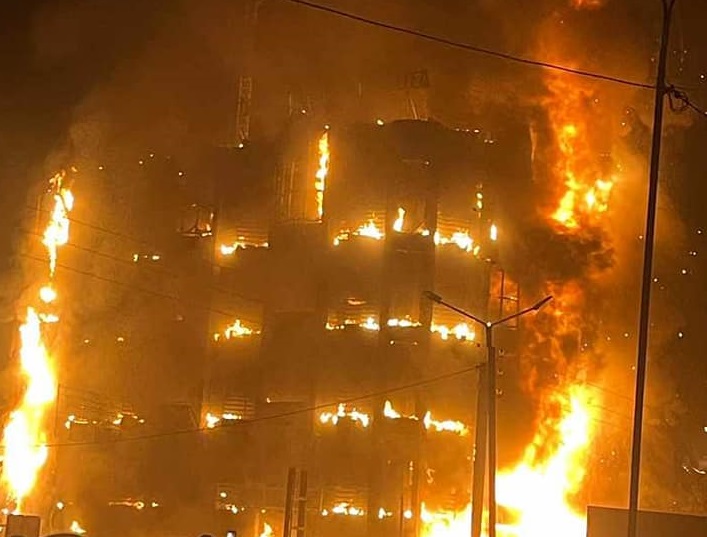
[0,1,705,537]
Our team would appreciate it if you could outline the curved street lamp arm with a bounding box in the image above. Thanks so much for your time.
[423,291,487,327]
[490,296,553,327]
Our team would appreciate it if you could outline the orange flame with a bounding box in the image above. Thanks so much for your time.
[419,386,595,537]
[496,384,596,536]
[1,172,73,511]
[393,207,406,232]
[546,77,616,231]
[42,172,74,277]
[315,131,330,220]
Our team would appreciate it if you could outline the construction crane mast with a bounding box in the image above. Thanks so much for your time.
[233,0,262,145]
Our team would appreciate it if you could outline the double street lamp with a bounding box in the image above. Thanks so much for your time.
[424,291,552,537]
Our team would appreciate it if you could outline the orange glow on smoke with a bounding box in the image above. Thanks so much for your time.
[547,76,616,231]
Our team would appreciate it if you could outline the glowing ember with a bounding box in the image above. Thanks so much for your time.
[1,172,73,512]
[319,404,370,428]
[490,224,498,242]
[393,207,406,232]
[315,131,330,219]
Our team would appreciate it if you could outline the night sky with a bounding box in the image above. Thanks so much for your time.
[1,0,706,471]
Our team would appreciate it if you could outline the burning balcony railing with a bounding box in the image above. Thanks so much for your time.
[321,502,366,517]
[383,400,468,436]
[333,219,385,246]
[331,215,496,259]
[108,499,160,510]
[319,404,371,428]
[204,412,244,429]
[64,411,146,431]
[318,400,467,436]
[430,322,476,342]
[219,237,269,256]
[325,317,380,332]
[132,252,162,263]
[325,316,476,344]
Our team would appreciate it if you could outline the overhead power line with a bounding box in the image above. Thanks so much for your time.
[282,0,654,90]
[18,227,262,307]
[20,253,261,321]
[44,363,483,448]
[21,209,264,306]
[45,369,651,448]
[668,87,707,118]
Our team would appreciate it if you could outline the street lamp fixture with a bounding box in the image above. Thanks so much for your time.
[424,290,552,537]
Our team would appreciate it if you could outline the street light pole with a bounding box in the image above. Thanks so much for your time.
[424,292,552,537]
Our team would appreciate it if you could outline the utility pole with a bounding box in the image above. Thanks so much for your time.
[627,1,676,536]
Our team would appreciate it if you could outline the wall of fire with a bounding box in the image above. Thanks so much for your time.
[203,116,517,537]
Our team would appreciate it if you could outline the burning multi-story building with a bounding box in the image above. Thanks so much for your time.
[202,114,523,537]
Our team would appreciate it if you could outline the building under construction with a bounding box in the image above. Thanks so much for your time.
[198,113,525,537]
